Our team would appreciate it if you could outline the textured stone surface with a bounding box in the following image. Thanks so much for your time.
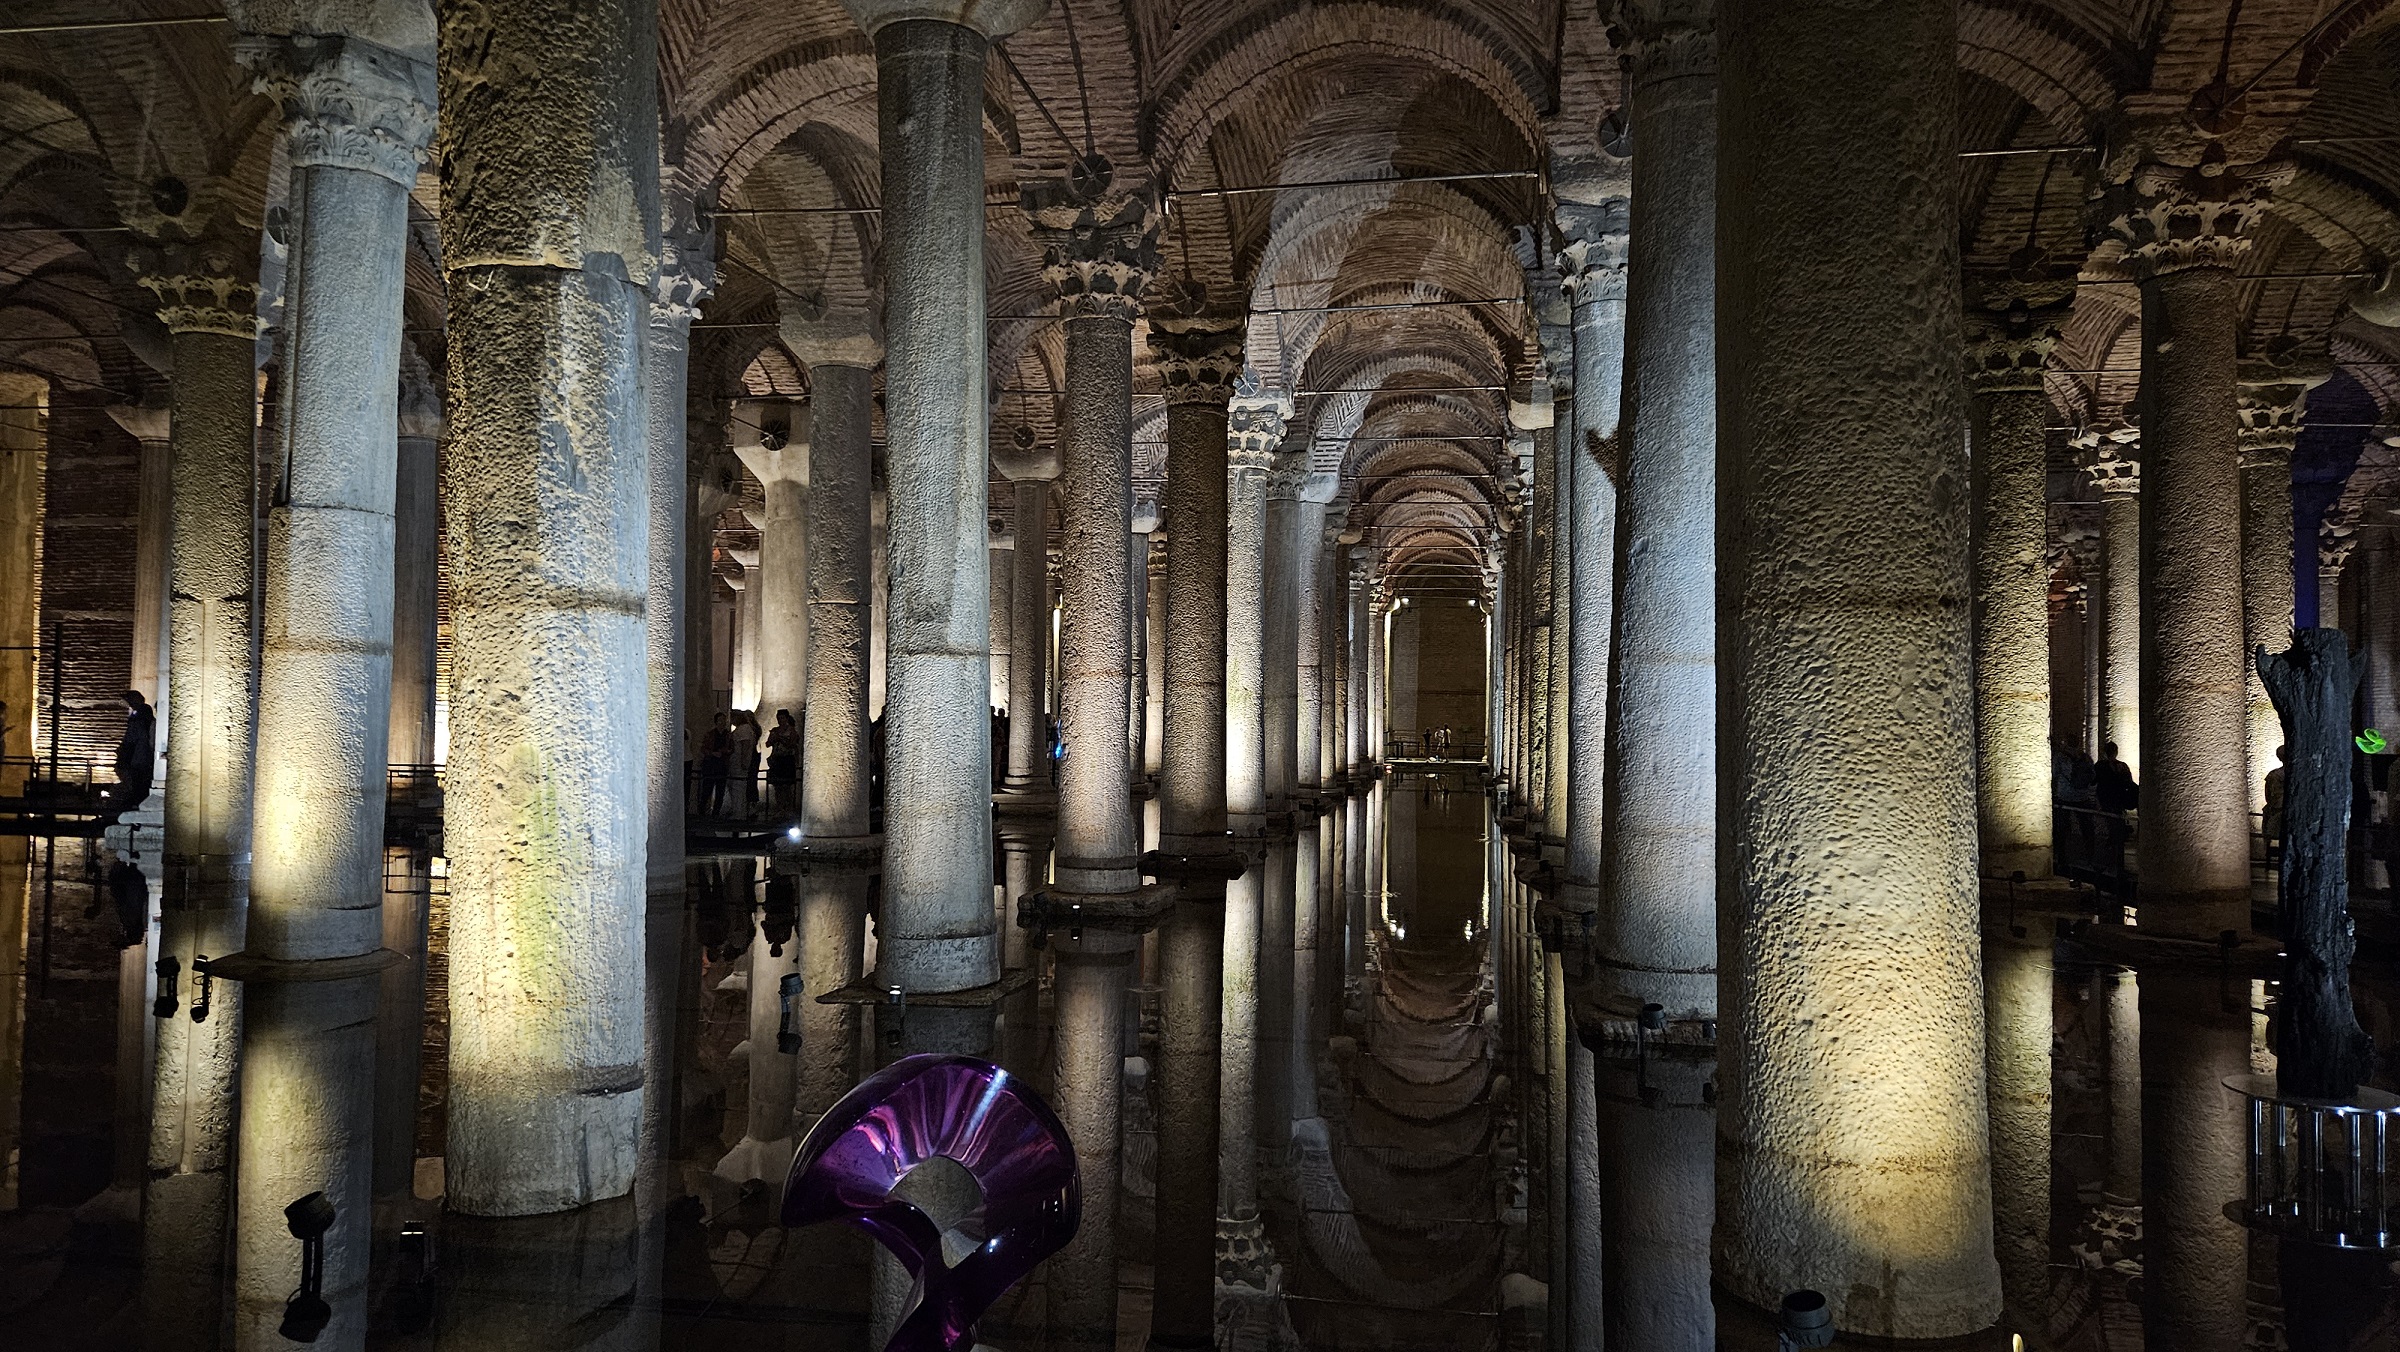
[1716,0,2001,1334]
[1972,378,2057,881]
[804,360,875,837]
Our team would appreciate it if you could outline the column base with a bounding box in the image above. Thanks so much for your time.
[995,788,1058,818]
[772,831,883,870]
[1020,880,1178,946]
[1146,844,1252,882]
[1215,1211,1275,1288]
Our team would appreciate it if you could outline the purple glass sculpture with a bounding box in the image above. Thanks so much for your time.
[781,1053,1080,1351]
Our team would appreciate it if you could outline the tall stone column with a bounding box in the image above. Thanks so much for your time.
[998,446,1056,797]
[990,513,1014,716]
[687,433,737,776]
[1968,299,2067,881]
[1263,449,1309,813]
[437,0,658,1215]
[1345,554,1370,774]
[1144,316,1242,1349]
[2110,154,2287,939]
[1144,532,1167,779]
[788,317,882,846]
[732,398,809,733]
[1225,398,1285,835]
[1557,208,1625,928]
[1542,380,1574,866]
[104,398,174,765]
[129,228,262,1349]
[1366,588,1386,766]
[2081,437,2143,773]
[729,549,761,712]
[643,210,714,895]
[226,27,435,1348]
[390,350,440,768]
[840,0,1046,1053]
[1594,8,1716,1346]
[1290,483,1335,794]
[1717,0,2001,1335]
[2139,968,2250,1349]
[1291,821,1322,1126]
[2236,369,2323,810]
[1256,838,1296,1160]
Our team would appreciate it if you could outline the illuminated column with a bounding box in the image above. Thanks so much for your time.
[997,443,1056,797]
[2102,970,2142,1210]
[1046,934,1139,1352]
[1145,317,1244,1346]
[1263,449,1308,813]
[717,873,804,1184]
[1290,478,1335,795]
[990,514,1014,714]
[1542,378,1574,866]
[390,350,441,769]
[1144,531,1167,778]
[731,398,809,733]
[644,211,714,893]
[1513,416,1553,830]
[1967,299,2066,881]
[2319,508,2359,628]
[128,230,261,1347]
[1256,839,1296,1163]
[2138,969,2250,1349]
[104,397,174,764]
[2079,435,2142,773]
[729,549,761,713]
[437,0,656,1214]
[1593,7,1714,1344]
[229,28,434,1348]
[1290,822,1322,1126]
[689,431,736,769]
[996,829,1049,1076]
[1225,398,1286,835]
[2236,370,2324,810]
[840,0,1047,1052]
[1717,0,2001,1335]
[2109,155,2288,940]
[789,317,882,845]
[1983,928,2052,1335]
[1557,208,1625,928]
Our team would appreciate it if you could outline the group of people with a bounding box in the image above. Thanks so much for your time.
[696,708,800,819]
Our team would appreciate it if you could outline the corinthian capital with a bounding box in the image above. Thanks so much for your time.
[1147,316,1245,407]
[2321,501,2362,577]
[2073,422,2142,496]
[238,32,437,186]
[1264,448,1313,502]
[1032,192,1159,324]
[1607,0,1716,76]
[127,234,263,339]
[2236,357,2332,465]
[1963,296,2068,393]
[2104,147,2290,281]
[1227,395,1289,476]
[652,198,718,334]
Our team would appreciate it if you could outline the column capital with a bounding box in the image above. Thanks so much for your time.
[106,396,173,444]
[237,32,437,187]
[1032,194,1159,324]
[1508,382,1555,431]
[1227,395,1289,476]
[781,307,883,369]
[837,0,1049,39]
[1131,491,1161,535]
[1606,0,1717,75]
[692,452,742,519]
[1147,315,1245,407]
[1963,295,2068,393]
[1554,201,1629,308]
[2235,357,2332,464]
[651,202,718,335]
[1146,532,1170,580]
[2103,148,2290,281]
[127,234,263,339]
[2321,502,2362,578]
[2073,423,2142,496]
[1264,448,1312,502]
[731,398,809,485]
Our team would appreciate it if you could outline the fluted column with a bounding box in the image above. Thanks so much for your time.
[2081,437,2143,774]
[2109,154,2288,940]
[1717,0,2001,1334]
[2237,370,2323,810]
[229,28,435,1348]
[1968,299,2067,881]
[129,226,262,1349]
[645,210,714,894]
[732,399,809,738]
[437,0,657,1214]
[1144,315,1242,1348]
[1226,399,1285,835]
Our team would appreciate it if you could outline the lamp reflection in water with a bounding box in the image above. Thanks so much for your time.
[781,1053,1081,1352]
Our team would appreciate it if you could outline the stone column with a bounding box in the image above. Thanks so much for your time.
[1143,316,1242,1349]
[1367,588,1386,767]
[1968,299,2067,881]
[997,443,1056,797]
[1345,554,1370,775]
[229,28,435,1348]
[990,513,1014,716]
[1256,838,1296,1163]
[1144,532,1167,779]
[2138,969,2251,1349]
[643,210,714,895]
[1225,398,1285,835]
[1983,929,2052,1334]
[839,0,1045,1051]
[390,350,441,769]
[1046,935,1138,1352]
[2236,370,2323,811]
[1557,207,1626,928]
[2319,508,2359,629]
[1291,487,1335,795]
[1594,8,1716,1345]
[1542,381,1574,866]
[788,317,882,845]
[687,438,737,779]
[2081,437,2143,774]
[717,875,803,1184]
[2110,154,2288,939]
[1263,449,1309,813]
[128,231,261,1349]
[732,398,809,734]
[104,398,174,754]
[437,0,658,1214]
[729,550,761,713]
[1717,0,2001,1335]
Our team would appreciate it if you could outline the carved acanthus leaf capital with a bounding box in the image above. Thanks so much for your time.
[1147,316,1245,407]
[2236,358,2332,464]
[127,235,263,338]
[1607,0,1717,80]
[2104,149,2291,281]
[2073,423,2143,496]
[1033,194,1159,324]
[1227,395,1289,475]
[1554,199,1630,308]
[1264,448,1312,501]
[1964,297,2069,393]
[238,33,437,186]
[2321,502,2363,575]
[651,200,719,333]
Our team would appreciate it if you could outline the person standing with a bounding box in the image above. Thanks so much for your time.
[731,708,763,817]
[765,708,800,820]
[698,712,733,817]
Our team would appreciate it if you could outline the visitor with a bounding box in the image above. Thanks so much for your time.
[2094,741,2137,816]
[698,712,732,816]
[731,709,762,816]
[104,689,156,819]
[2263,744,2288,865]
[765,708,800,819]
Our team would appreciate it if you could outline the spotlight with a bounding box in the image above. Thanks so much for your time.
[1777,1289,1834,1349]
[279,1191,337,1343]
[883,985,907,1049]
[787,826,802,842]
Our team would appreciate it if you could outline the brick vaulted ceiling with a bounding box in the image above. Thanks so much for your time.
[3,0,2400,593]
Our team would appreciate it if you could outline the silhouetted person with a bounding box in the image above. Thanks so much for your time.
[2263,743,2288,862]
[765,708,800,818]
[2094,741,2137,815]
[698,713,732,816]
[104,689,155,819]
[730,709,762,816]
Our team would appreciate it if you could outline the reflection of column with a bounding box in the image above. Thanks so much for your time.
[1291,821,1321,1124]
[1969,301,2065,883]
[1225,399,1285,835]
[2138,968,2249,1350]
[1717,0,2000,1335]
[997,831,1048,1077]
[719,869,803,1183]
[838,0,1039,1057]
[2081,441,2143,774]
[375,848,432,1197]
[1983,930,2052,1333]
[390,351,441,769]
[2103,969,2142,1208]
[1216,865,1268,1283]
[645,213,714,894]
[2110,157,2288,940]
[732,398,809,728]
[1046,937,1137,1352]
[1256,839,1296,1159]
[2235,371,2323,810]
[1595,1055,1714,1350]
[129,230,260,1349]
[997,448,1055,796]
[1150,861,1223,1350]
[438,0,655,1214]
[234,29,435,1347]
[435,1201,641,1349]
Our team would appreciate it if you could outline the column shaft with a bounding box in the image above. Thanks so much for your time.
[1263,460,1303,812]
[1046,943,1135,1351]
[1154,335,1237,851]
[1054,311,1140,893]
[2102,488,2142,768]
[645,242,709,891]
[1225,404,1280,831]
[1562,244,1625,905]
[802,361,876,838]
[390,400,440,768]
[1974,382,2057,879]
[1717,0,2000,1333]
[1007,477,1053,793]
[1984,933,2053,1332]
[2242,448,2293,808]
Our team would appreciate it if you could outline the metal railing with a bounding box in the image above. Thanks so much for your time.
[2231,1073,2400,1250]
